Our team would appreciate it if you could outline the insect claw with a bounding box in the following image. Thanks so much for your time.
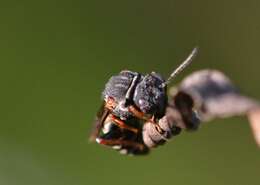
[154,124,165,134]
[147,116,165,135]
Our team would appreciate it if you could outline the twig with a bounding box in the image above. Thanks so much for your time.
[143,70,260,148]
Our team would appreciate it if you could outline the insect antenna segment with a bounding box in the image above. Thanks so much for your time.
[161,47,199,88]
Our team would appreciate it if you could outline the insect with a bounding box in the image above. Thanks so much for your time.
[90,47,198,155]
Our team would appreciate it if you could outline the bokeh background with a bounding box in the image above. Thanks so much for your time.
[0,0,259,185]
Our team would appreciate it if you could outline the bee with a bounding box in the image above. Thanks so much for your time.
[90,47,198,155]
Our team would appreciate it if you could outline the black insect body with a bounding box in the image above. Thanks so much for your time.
[90,48,198,155]
[102,70,167,120]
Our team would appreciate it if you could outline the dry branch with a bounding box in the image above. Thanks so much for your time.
[143,70,260,148]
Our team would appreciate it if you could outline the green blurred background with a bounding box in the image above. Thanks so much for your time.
[0,0,259,185]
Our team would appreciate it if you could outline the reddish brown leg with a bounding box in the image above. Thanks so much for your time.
[109,114,138,134]
[96,138,146,151]
[128,106,164,134]
[128,105,150,120]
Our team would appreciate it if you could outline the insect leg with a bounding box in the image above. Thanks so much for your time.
[128,106,165,134]
[109,114,138,133]
[96,138,147,151]
[128,105,149,120]
[148,115,165,134]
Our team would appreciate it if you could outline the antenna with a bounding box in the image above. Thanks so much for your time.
[161,47,199,88]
